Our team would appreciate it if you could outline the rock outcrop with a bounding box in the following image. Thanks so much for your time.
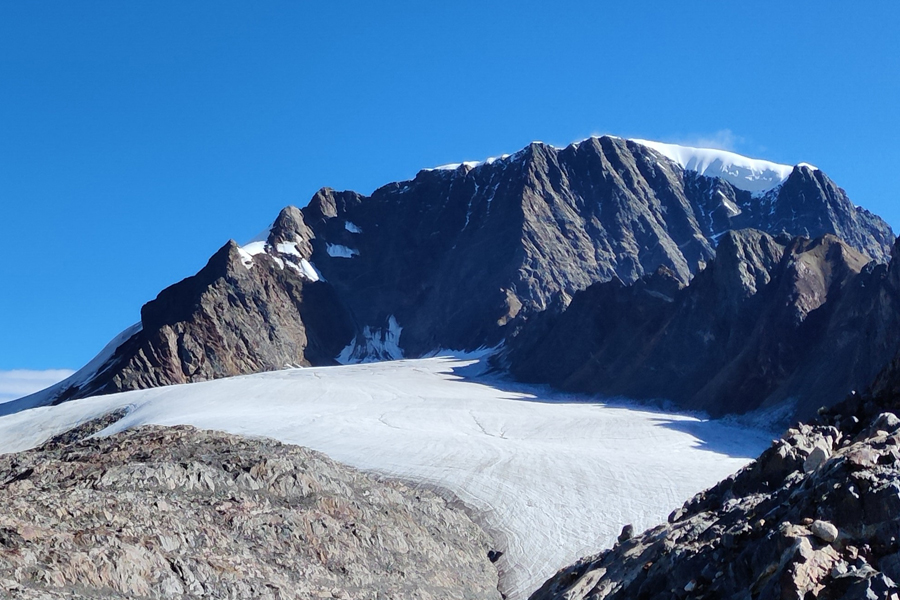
[502,229,900,421]
[530,404,900,600]
[0,421,501,600]
[4,207,355,414]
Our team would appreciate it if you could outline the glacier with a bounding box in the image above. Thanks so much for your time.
[0,356,770,599]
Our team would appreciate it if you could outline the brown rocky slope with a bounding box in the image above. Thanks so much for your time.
[0,421,501,600]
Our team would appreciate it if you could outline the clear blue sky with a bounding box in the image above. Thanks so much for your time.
[2,2,899,371]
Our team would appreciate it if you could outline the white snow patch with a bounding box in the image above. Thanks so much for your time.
[630,139,794,193]
[239,240,267,256]
[337,316,403,363]
[0,357,770,600]
[326,243,359,258]
[427,153,516,172]
[236,247,254,269]
[236,240,268,270]
[722,198,742,217]
[0,369,75,404]
[344,221,362,234]
[239,239,321,281]
[299,258,323,282]
[275,242,302,257]
[431,160,482,171]
[797,162,819,171]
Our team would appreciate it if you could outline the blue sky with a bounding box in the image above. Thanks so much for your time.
[2,2,899,372]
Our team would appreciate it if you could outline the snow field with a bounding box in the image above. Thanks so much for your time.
[0,357,771,599]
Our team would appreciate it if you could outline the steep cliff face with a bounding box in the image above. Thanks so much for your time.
[300,137,893,358]
[501,229,896,420]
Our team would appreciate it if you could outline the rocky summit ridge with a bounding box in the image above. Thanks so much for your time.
[6,136,893,419]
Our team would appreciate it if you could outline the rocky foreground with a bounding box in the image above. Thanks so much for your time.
[0,419,500,600]
[530,399,900,600]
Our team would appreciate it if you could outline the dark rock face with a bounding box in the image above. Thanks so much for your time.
[12,137,893,412]
[4,207,355,413]
[529,408,900,600]
[0,422,501,600]
[741,164,894,262]
[502,229,900,421]
[300,138,892,358]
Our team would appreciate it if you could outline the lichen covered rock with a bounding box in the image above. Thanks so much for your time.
[0,421,500,599]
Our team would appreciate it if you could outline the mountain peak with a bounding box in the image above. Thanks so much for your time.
[629,138,795,193]
[422,136,809,195]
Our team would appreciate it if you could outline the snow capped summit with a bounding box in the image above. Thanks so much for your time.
[424,136,809,194]
[630,139,796,193]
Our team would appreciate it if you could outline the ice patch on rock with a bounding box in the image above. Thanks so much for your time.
[344,221,362,234]
[237,240,268,270]
[299,259,323,282]
[326,243,359,258]
[276,242,302,257]
[337,316,404,363]
[238,239,322,282]
[428,154,514,172]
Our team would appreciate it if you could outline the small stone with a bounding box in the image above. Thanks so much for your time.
[832,560,849,578]
[811,520,839,543]
[873,413,900,433]
[803,445,831,473]
[618,524,634,543]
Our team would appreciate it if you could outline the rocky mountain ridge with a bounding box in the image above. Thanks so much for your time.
[301,137,892,358]
[7,136,893,416]
[501,228,900,422]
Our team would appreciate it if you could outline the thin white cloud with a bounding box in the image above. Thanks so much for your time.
[0,369,74,404]
[674,129,744,152]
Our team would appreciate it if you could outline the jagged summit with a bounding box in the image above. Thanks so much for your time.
[426,135,809,195]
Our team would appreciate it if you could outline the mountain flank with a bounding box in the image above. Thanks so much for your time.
[501,229,900,421]
[7,136,893,418]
